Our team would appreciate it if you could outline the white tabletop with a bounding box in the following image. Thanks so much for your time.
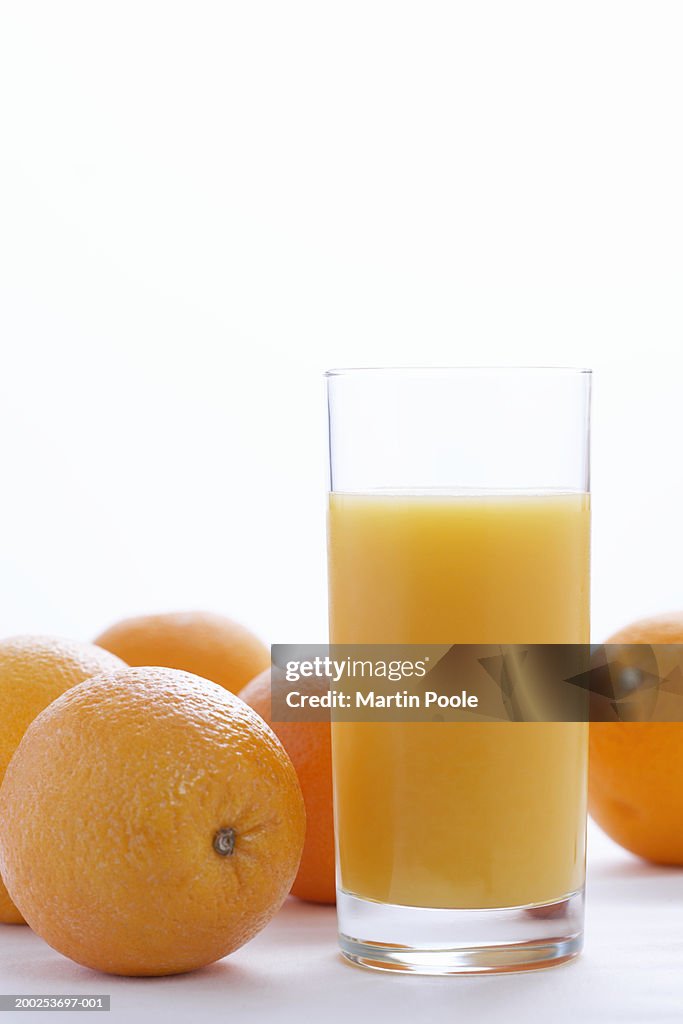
[1,822,680,1023]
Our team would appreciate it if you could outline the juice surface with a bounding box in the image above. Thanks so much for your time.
[328,491,590,910]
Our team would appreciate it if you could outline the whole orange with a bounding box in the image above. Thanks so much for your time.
[240,669,335,904]
[94,611,270,695]
[0,635,126,924]
[0,667,305,975]
[589,612,683,863]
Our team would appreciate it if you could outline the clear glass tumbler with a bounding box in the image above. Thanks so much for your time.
[326,367,591,974]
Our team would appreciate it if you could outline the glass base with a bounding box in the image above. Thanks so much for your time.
[337,888,584,975]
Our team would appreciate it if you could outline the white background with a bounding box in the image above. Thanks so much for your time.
[1,1,682,650]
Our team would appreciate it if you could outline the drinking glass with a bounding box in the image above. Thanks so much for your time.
[326,367,591,974]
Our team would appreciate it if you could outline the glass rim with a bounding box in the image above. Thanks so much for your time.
[324,366,592,378]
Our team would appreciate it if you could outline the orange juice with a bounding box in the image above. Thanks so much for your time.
[328,491,590,910]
